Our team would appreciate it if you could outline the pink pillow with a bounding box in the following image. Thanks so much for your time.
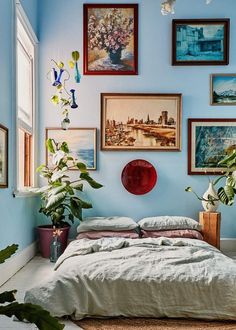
[77,230,139,240]
[141,229,203,240]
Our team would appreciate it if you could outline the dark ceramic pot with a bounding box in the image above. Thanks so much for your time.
[37,225,70,258]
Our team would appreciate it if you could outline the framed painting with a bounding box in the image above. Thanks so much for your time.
[172,19,230,65]
[101,93,182,151]
[188,119,236,175]
[210,74,236,105]
[46,128,97,170]
[0,124,8,188]
[83,4,138,75]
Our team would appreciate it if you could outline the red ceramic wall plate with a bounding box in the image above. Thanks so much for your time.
[121,159,157,195]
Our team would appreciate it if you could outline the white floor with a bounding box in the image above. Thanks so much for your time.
[0,256,83,330]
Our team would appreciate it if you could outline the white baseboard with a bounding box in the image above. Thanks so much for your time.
[220,238,236,253]
[0,241,37,287]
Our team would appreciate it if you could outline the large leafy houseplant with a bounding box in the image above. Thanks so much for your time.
[0,244,64,329]
[36,138,102,227]
[185,149,236,208]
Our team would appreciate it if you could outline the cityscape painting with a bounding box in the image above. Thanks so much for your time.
[101,93,182,151]
[172,19,229,65]
[188,119,236,175]
[211,74,236,105]
[0,124,8,188]
[83,4,138,75]
[46,128,97,170]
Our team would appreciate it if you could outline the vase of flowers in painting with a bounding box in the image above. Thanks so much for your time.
[109,48,122,64]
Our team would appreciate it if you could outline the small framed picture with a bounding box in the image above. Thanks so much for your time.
[101,93,182,151]
[0,124,8,188]
[83,4,138,75]
[188,119,236,175]
[46,128,97,170]
[172,19,230,66]
[210,74,236,105]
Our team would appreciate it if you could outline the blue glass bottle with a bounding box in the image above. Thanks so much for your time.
[50,235,62,263]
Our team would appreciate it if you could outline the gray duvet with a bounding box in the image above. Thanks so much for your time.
[24,237,236,320]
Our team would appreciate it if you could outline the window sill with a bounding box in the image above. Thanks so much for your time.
[13,189,39,198]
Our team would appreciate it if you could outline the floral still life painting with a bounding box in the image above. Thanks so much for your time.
[211,74,236,105]
[46,128,97,170]
[101,94,182,151]
[83,4,138,75]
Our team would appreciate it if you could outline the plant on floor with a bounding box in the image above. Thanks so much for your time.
[185,149,236,207]
[35,138,103,227]
[0,244,64,330]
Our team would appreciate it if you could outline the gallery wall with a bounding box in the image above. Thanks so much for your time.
[0,0,38,252]
[38,0,236,238]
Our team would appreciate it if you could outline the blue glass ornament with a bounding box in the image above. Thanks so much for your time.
[54,68,64,87]
[51,68,58,86]
[70,89,78,109]
[50,235,62,263]
[75,62,81,83]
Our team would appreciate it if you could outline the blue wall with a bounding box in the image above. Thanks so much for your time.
[0,0,39,251]
[38,0,236,238]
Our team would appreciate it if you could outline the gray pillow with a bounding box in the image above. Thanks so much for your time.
[77,216,138,233]
[138,216,202,231]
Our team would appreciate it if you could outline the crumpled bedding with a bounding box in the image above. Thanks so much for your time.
[24,237,236,320]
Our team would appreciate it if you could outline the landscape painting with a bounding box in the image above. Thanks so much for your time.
[188,119,236,174]
[211,74,236,105]
[46,128,97,170]
[83,4,138,75]
[0,124,8,188]
[101,93,182,151]
[172,19,229,65]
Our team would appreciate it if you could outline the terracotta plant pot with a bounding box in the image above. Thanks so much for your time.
[37,225,70,258]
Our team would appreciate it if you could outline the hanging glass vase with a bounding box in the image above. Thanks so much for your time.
[50,233,62,263]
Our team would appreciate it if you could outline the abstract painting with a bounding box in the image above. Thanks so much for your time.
[0,124,8,188]
[101,93,182,151]
[46,128,97,170]
[188,119,236,174]
[172,19,230,65]
[83,4,138,75]
[211,74,236,105]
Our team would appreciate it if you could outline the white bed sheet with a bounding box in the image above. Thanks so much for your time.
[24,237,236,320]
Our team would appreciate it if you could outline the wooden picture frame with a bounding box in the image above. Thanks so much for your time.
[46,128,97,170]
[101,93,182,151]
[210,74,236,105]
[83,3,138,75]
[172,19,230,66]
[188,118,236,175]
[0,124,8,188]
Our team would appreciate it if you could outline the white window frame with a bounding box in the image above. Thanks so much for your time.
[14,1,39,197]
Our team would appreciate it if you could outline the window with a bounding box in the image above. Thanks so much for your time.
[16,7,38,191]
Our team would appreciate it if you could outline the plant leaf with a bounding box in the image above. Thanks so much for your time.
[72,51,80,62]
[0,302,64,330]
[80,173,103,189]
[57,61,64,69]
[51,95,59,105]
[46,139,55,154]
[36,164,46,173]
[0,291,17,304]
[76,162,88,173]
[68,60,75,69]
[60,142,69,153]
[70,198,82,220]
[218,150,236,166]
[46,192,66,209]
[70,182,83,191]
[0,244,18,264]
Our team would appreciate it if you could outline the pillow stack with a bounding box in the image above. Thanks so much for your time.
[77,216,139,240]
[138,216,203,240]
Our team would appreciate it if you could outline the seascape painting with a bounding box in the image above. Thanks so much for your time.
[211,74,236,105]
[84,4,138,75]
[0,124,8,188]
[188,119,236,174]
[101,94,182,151]
[172,19,229,65]
[46,128,97,170]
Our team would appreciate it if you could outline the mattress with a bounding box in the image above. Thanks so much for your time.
[24,237,236,320]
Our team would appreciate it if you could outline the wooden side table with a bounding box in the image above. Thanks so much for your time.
[199,211,221,249]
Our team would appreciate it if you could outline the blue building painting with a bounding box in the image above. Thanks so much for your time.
[176,24,224,61]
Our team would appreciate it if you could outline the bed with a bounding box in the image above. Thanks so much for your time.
[24,235,236,320]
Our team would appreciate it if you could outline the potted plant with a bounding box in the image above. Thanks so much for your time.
[35,138,102,258]
[185,149,236,210]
